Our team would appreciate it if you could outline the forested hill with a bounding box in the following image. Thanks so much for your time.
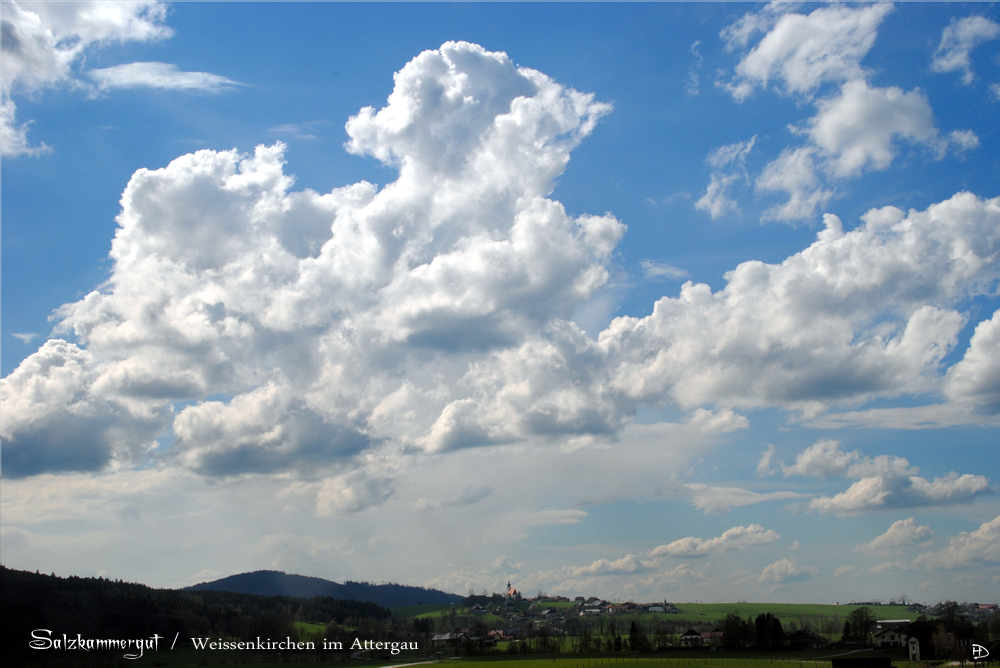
[1,566,390,661]
[185,570,462,607]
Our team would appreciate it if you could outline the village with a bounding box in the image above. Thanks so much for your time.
[425,582,999,660]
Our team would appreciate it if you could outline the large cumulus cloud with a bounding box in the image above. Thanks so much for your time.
[2,41,623,483]
[3,41,1000,501]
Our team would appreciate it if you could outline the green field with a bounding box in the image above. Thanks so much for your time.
[667,603,917,627]
[411,601,918,632]
[295,620,329,635]
[394,602,459,617]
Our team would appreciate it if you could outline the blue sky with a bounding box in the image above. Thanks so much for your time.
[2,1,999,604]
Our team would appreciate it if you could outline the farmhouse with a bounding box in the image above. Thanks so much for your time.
[789,629,829,650]
[874,620,911,648]
[680,629,702,646]
[700,628,723,646]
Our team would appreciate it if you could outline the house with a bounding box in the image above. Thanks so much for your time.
[874,620,911,648]
[680,629,702,646]
[431,632,467,648]
[789,629,829,650]
[874,627,907,648]
[701,628,724,646]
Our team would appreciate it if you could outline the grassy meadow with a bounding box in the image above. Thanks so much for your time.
[398,601,919,633]
[666,604,917,628]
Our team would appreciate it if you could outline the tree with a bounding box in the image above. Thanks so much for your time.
[756,613,785,649]
[722,613,751,649]
[940,601,961,626]
[932,623,956,660]
[846,607,876,645]
[630,620,652,652]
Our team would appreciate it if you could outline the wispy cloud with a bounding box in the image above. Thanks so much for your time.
[685,484,806,515]
[87,62,240,92]
[639,260,688,281]
[931,16,1000,85]
[524,509,589,526]
[414,484,492,511]
[269,122,327,141]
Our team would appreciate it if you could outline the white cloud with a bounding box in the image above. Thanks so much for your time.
[931,16,1000,85]
[640,260,688,281]
[425,556,526,597]
[87,62,240,92]
[315,470,395,515]
[945,310,1000,414]
[782,439,858,478]
[0,339,165,478]
[0,1,237,155]
[833,565,861,578]
[720,1,791,53]
[651,524,780,557]
[1,1,172,92]
[695,136,755,219]
[569,554,652,576]
[915,515,1000,570]
[685,40,703,95]
[807,79,957,178]
[1,96,50,156]
[11,332,38,344]
[525,509,588,526]
[810,470,992,516]
[683,408,749,434]
[602,193,1000,413]
[783,441,994,515]
[269,122,324,141]
[759,558,819,584]
[858,517,933,552]
[4,37,1000,501]
[722,3,892,100]
[756,147,832,221]
[722,5,977,223]
[757,444,776,476]
[170,378,372,476]
[806,403,1000,430]
[1,1,172,155]
[757,82,976,220]
[869,560,908,574]
[684,484,805,515]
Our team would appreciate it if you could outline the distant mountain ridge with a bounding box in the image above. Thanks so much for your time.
[185,570,462,608]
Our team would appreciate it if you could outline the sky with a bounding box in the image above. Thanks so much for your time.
[2,1,999,605]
